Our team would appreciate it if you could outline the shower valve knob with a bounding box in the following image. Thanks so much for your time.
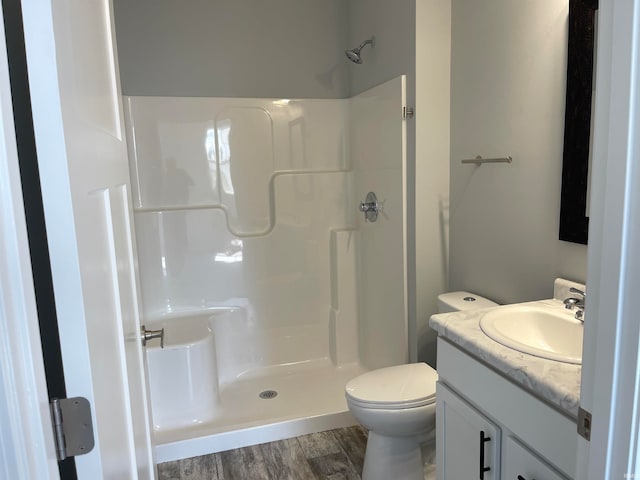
[359,202,379,213]
[359,191,381,222]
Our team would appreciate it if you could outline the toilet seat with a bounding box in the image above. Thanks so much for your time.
[345,363,438,410]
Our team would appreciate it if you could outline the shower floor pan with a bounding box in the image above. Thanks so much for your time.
[153,362,367,463]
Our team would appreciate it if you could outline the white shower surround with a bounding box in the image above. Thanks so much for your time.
[123,76,408,462]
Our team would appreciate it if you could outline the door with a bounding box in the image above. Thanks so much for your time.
[20,0,154,478]
[436,382,500,480]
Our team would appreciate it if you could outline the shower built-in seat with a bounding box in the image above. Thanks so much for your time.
[146,316,220,432]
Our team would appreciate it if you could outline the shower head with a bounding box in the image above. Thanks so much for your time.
[345,37,375,64]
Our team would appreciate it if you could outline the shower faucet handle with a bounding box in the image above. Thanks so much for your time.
[359,201,380,213]
[359,191,381,222]
[141,325,165,348]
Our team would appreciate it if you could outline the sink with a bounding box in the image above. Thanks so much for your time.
[479,305,583,364]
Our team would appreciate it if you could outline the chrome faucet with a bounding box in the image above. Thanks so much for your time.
[563,287,586,322]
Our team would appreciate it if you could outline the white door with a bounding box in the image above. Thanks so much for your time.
[20,0,155,478]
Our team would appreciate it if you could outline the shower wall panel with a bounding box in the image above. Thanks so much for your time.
[124,96,357,371]
[350,76,408,369]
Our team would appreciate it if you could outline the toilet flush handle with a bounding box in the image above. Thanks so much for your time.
[141,325,164,348]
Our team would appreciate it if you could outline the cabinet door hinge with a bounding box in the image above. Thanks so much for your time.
[50,397,95,461]
[577,406,592,441]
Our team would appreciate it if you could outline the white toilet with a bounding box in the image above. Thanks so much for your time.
[345,291,497,480]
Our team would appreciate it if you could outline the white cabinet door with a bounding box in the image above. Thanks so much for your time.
[503,436,569,480]
[437,382,501,480]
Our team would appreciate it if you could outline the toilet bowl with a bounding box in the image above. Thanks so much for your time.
[345,291,497,480]
[346,363,438,480]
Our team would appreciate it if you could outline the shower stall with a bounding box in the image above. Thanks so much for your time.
[125,76,408,462]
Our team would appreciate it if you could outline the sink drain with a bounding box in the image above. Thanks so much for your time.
[259,390,278,399]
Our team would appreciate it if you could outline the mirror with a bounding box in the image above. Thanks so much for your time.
[559,0,598,245]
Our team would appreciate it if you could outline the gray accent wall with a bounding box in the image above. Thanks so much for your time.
[346,0,416,98]
[113,0,350,98]
[449,0,587,305]
[415,0,451,366]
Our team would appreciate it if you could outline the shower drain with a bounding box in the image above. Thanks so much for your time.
[259,390,278,399]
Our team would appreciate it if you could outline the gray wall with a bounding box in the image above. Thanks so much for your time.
[113,0,350,98]
[449,0,587,305]
[347,0,416,98]
[415,0,451,366]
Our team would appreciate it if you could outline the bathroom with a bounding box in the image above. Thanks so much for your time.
[5,0,639,478]
[110,0,590,475]
[115,0,587,474]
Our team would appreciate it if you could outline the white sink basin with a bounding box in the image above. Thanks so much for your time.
[479,305,583,364]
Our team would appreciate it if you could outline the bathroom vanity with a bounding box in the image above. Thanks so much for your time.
[430,281,583,480]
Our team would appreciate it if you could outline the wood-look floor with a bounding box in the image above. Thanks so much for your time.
[158,426,369,480]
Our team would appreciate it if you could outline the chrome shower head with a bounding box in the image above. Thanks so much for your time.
[345,37,375,64]
[345,49,363,64]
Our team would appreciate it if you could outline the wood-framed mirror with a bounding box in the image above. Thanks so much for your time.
[559,0,598,245]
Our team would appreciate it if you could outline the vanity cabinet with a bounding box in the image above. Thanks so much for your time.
[437,382,500,479]
[436,338,576,480]
[503,436,567,480]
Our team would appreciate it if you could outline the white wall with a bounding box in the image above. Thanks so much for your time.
[113,0,350,98]
[125,97,355,372]
[449,0,587,305]
[124,89,408,375]
[415,0,451,366]
[351,77,409,369]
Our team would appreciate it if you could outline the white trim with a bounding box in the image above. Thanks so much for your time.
[578,0,640,478]
[0,6,59,479]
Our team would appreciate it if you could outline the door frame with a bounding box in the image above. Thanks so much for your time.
[3,0,640,478]
[0,3,59,478]
[577,0,640,477]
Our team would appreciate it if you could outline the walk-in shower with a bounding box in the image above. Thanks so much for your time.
[124,76,408,462]
[345,37,375,64]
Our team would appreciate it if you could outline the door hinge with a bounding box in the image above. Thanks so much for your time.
[403,106,414,119]
[577,406,592,441]
[50,397,95,461]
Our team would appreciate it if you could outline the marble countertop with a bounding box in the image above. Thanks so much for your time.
[429,282,583,420]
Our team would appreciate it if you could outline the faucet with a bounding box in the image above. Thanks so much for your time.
[563,287,586,322]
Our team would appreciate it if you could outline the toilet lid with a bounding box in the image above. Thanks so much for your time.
[345,363,438,409]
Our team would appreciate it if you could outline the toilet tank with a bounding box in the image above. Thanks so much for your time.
[437,291,497,313]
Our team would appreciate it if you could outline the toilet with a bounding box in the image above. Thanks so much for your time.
[345,291,497,480]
